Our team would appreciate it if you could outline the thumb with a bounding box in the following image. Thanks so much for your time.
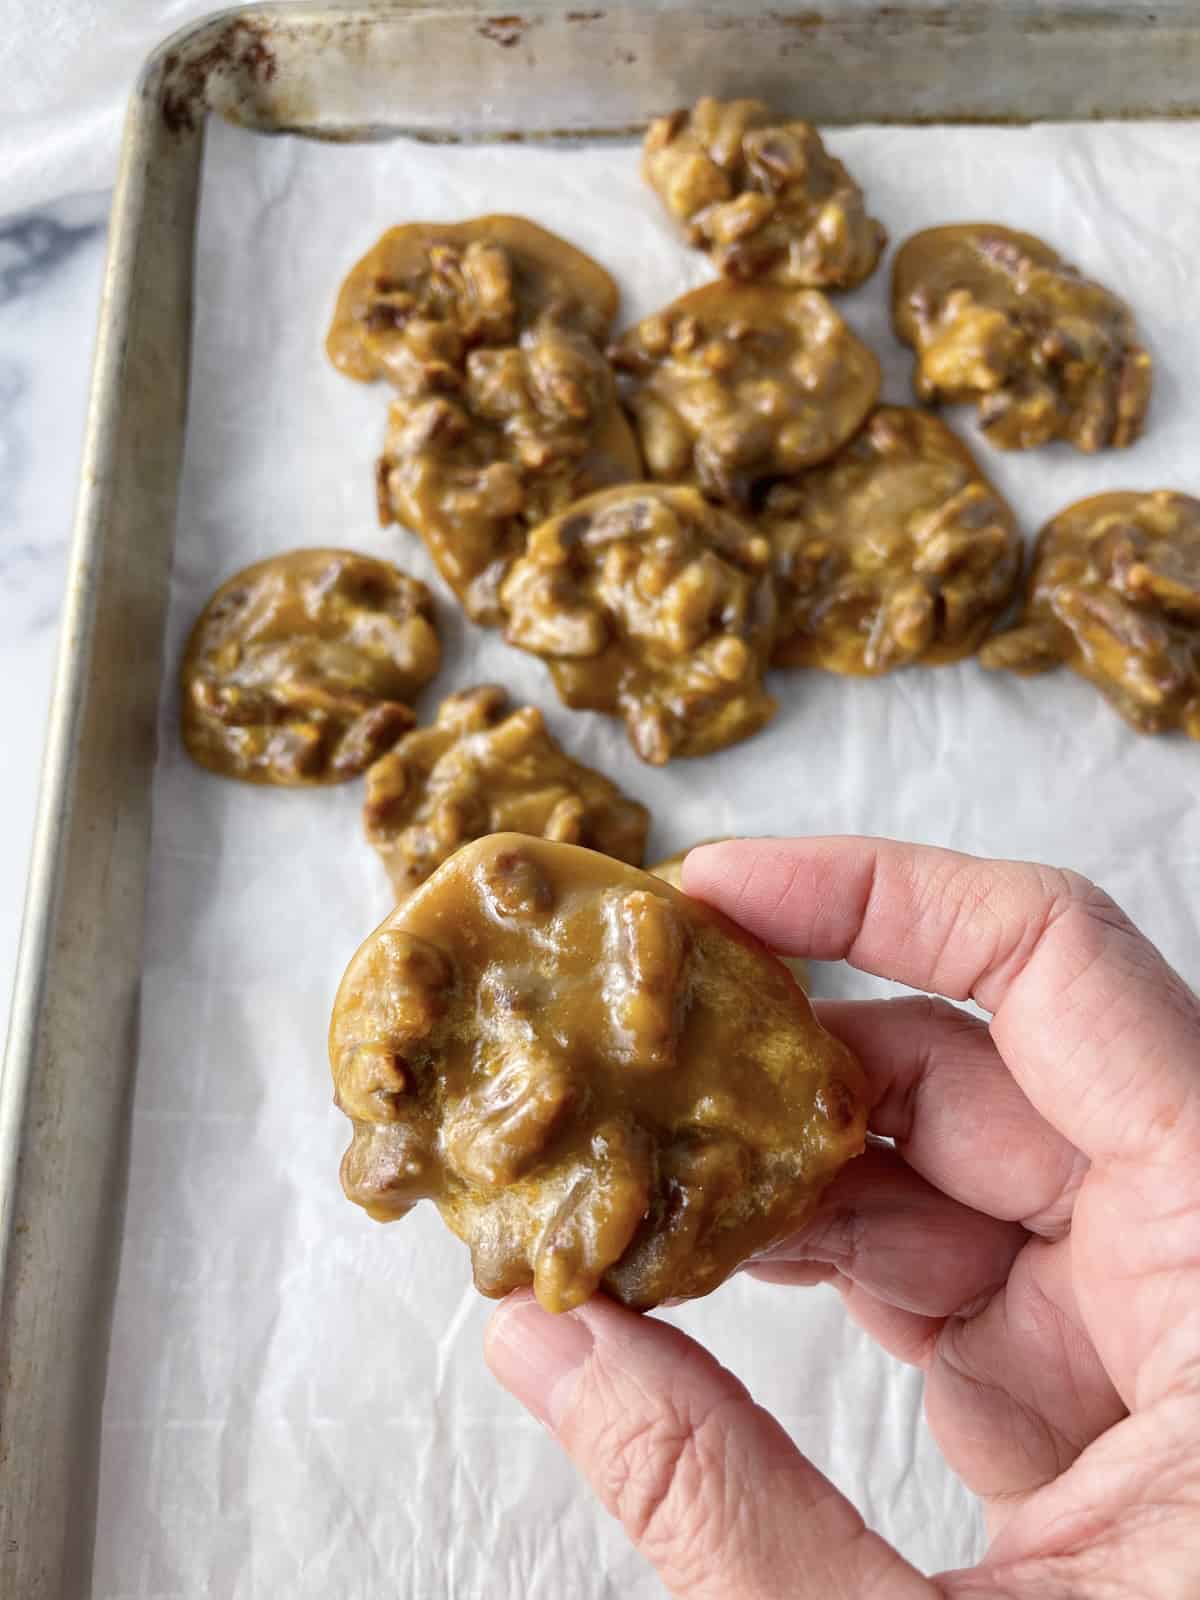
[485,1290,935,1600]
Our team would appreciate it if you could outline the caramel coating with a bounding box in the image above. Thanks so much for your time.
[380,329,640,624]
[650,844,808,989]
[326,215,618,386]
[762,407,1022,674]
[328,218,641,624]
[363,685,650,896]
[892,224,1151,453]
[330,835,866,1312]
[610,280,880,505]
[643,96,885,291]
[181,549,440,786]
[980,491,1200,739]
[500,485,779,765]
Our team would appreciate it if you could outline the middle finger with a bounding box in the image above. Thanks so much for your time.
[750,1142,1026,1318]
[817,995,1088,1236]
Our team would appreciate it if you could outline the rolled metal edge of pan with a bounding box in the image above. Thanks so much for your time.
[83,1,1200,142]
[0,30,204,1599]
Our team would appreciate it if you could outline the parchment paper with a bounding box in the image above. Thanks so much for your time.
[93,116,1200,1597]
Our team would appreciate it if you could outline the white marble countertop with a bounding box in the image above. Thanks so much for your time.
[0,193,110,1044]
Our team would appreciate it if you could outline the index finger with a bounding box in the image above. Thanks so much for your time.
[683,837,1200,1168]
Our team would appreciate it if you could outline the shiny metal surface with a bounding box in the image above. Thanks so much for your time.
[3,3,1198,1592]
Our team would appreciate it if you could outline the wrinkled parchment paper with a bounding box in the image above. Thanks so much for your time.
[93,116,1200,1596]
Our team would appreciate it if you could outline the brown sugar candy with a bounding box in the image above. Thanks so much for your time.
[181,549,440,786]
[892,224,1152,453]
[643,96,885,291]
[980,491,1200,739]
[329,835,866,1312]
[362,685,649,896]
[610,279,879,506]
[326,214,619,386]
[762,407,1022,674]
[379,322,640,624]
[649,843,809,989]
[327,217,640,624]
[500,484,779,765]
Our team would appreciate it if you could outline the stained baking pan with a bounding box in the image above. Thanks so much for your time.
[4,2,1200,1593]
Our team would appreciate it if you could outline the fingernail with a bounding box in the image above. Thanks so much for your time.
[485,1294,594,1431]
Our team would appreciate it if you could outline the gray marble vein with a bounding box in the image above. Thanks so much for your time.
[0,190,110,1040]
[0,205,106,306]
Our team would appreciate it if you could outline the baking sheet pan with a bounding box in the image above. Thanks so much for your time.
[5,5,1200,1596]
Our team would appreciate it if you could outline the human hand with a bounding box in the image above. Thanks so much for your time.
[484,837,1200,1597]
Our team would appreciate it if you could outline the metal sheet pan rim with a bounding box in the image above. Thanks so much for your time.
[0,87,155,1306]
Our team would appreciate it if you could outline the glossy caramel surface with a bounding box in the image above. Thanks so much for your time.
[892,223,1151,452]
[330,836,865,1312]
[610,279,879,505]
[381,357,640,625]
[181,549,440,786]
[326,215,618,385]
[981,491,1200,739]
[500,484,778,764]
[363,685,649,896]
[328,217,640,624]
[643,97,884,291]
[763,407,1022,674]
